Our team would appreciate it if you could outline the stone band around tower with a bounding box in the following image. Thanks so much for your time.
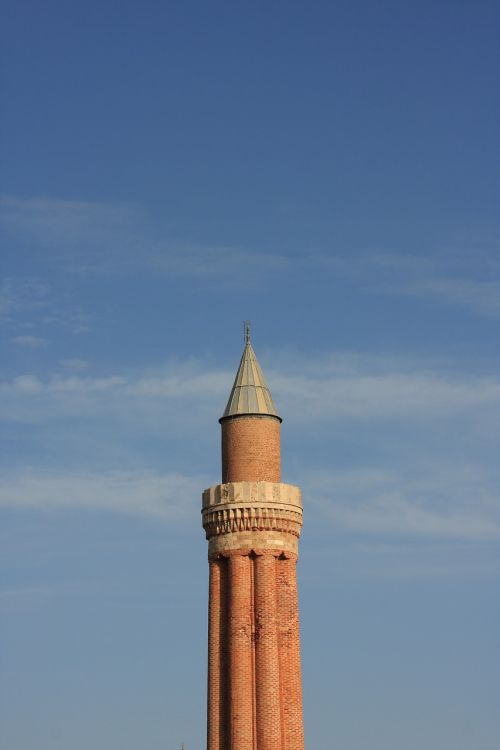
[202,481,303,559]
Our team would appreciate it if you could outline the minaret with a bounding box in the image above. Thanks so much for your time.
[202,325,305,750]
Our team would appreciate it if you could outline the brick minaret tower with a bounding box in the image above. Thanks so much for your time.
[202,325,304,750]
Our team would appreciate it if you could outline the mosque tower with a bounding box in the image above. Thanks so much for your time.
[201,324,305,750]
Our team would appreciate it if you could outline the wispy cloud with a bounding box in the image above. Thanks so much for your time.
[305,538,500,580]
[0,469,204,520]
[316,251,500,317]
[0,275,91,336]
[0,277,50,322]
[12,335,48,348]
[275,370,500,420]
[1,353,499,425]
[1,194,287,280]
[0,193,143,252]
[59,358,89,371]
[3,194,498,315]
[305,466,500,539]
[147,243,289,279]
[407,277,500,317]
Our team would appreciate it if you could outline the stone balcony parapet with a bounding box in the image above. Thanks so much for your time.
[202,481,302,510]
[202,481,303,558]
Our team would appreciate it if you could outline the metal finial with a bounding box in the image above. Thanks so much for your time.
[244,320,251,344]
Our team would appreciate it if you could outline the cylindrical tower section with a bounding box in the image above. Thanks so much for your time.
[228,553,254,750]
[207,557,227,750]
[277,555,304,750]
[254,552,282,750]
[221,415,281,484]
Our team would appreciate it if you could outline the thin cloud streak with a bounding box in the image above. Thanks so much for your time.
[305,466,500,539]
[0,194,143,249]
[2,355,499,424]
[314,252,500,317]
[408,278,500,317]
[12,335,48,348]
[0,277,50,321]
[2,194,499,316]
[0,276,91,335]
[304,539,500,580]
[1,194,288,280]
[147,244,289,279]
[274,371,500,419]
[0,469,204,520]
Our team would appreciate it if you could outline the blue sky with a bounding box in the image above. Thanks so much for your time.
[1,1,499,748]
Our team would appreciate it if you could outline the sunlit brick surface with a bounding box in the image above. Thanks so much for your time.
[228,554,254,750]
[254,552,282,750]
[207,558,226,750]
[277,556,304,750]
[221,416,281,483]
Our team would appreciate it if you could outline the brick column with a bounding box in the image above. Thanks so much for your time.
[277,555,304,750]
[254,552,282,750]
[207,558,226,750]
[221,416,281,483]
[228,553,253,750]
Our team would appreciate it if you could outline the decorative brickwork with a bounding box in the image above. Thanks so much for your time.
[203,339,305,750]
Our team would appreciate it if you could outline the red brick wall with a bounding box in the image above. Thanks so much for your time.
[221,416,281,483]
[277,555,304,750]
[207,558,226,750]
[254,553,282,750]
[228,553,254,750]
[207,551,304,750]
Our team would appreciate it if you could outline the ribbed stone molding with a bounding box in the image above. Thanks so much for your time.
[202,481,303,558]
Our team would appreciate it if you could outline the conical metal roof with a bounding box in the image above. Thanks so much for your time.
[220,337,281,422]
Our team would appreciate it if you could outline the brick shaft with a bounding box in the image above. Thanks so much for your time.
[229,554,254,750]
[204,414,304,750]
[277,557,304,750]
[207,559,226,750]
[221,416,281,483]
[254,552,282,750]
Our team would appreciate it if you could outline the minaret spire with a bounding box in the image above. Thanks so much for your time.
[220,326,281,422]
